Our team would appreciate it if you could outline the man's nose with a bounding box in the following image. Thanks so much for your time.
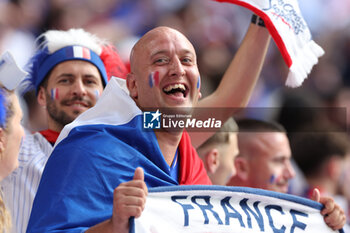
[169,58,185,77]
[284,161,296,179]
[71,79,87,96]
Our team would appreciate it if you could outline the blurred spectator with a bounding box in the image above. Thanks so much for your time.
[0,1,36,67]
[291,128,350,228]
[197,118,239,185]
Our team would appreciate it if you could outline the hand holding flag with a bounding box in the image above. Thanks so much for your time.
[214,0,324,87]
[112,167,148,232]
[311,188,347,231]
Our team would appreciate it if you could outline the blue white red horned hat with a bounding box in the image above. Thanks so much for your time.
[24,28,128,93]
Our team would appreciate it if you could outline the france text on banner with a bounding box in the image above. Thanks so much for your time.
[131,186,344,233]
[214,0,325,87]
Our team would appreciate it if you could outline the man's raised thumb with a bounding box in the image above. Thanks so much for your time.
[133,167,144,181]
[311,188,321,202]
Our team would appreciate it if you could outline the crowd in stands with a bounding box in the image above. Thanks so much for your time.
[0,0,349,232]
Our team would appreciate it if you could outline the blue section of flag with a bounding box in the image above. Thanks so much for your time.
[27,115,179,233]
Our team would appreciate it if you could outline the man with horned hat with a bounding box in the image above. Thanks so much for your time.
[0,28,128,233]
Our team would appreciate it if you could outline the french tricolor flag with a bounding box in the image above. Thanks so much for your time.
[66,46,91,60]
[148,71,159,88]
[27,77,211,232]
[51,88,59,100]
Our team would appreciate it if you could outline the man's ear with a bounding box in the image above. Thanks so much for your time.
[126,73,138,100]
[37,86,47,107]
[205,148,220,174]
[234,157,249,181]
[327,156,343,181]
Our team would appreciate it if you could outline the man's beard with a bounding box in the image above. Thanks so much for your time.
[45,91,92,128]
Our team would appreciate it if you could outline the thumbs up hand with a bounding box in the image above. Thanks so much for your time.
[111,167,148,233]
[311,188,346,230]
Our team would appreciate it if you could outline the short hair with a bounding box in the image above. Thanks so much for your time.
[236,118,286,133]
[291,131,350,177]
[198,117,238,149]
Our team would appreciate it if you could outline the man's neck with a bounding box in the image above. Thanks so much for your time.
[47,118,64,133]
[155,130,182,166]
[306,177,335,196]
[226,175,246,187]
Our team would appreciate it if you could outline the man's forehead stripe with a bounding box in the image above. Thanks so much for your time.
[66,46,91,60]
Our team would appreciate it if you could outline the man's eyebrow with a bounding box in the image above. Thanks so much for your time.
[150,50,168,58]
[181,49,195,55]
[150,49,195,58]
[56,73,74,78]
[83,74,99,78]
[55,73,99,79]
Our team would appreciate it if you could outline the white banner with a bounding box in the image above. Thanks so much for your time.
[131,186,343,233]
[215,0,325,87]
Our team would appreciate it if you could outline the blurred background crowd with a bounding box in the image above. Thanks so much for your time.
[1,0,350,126]
[1,0,350,224]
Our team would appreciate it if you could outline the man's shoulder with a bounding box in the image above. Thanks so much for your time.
[52,123,140,158]
[18,131,53,161]
[58,116,145,146]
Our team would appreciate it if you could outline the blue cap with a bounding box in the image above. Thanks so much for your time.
[28,45,108,93]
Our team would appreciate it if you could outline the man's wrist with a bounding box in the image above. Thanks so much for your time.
[251,14,266,27]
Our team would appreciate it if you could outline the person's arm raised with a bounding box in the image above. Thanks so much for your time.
[192,22,271,148]
[86,168,148,233]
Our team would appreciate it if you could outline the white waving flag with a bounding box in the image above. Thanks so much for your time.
[215,0,324,87]
[0,51,27,90]
[131,186,343,233]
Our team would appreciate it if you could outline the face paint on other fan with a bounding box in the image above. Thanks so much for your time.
[51,88,59,100]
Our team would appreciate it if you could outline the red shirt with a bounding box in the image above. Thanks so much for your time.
[39,129,60,145]
[179,131,212,185]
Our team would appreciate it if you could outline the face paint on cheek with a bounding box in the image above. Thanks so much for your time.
[94,90,101,100]
[197,76,201,90]
[50,88,59,100]
[269,174,282,184]
[148,71,159,88]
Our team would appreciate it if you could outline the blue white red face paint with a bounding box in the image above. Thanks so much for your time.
[50,88,59,100]
[147,72,200,90]
[148,71,159,88]
[269,174,282,184]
